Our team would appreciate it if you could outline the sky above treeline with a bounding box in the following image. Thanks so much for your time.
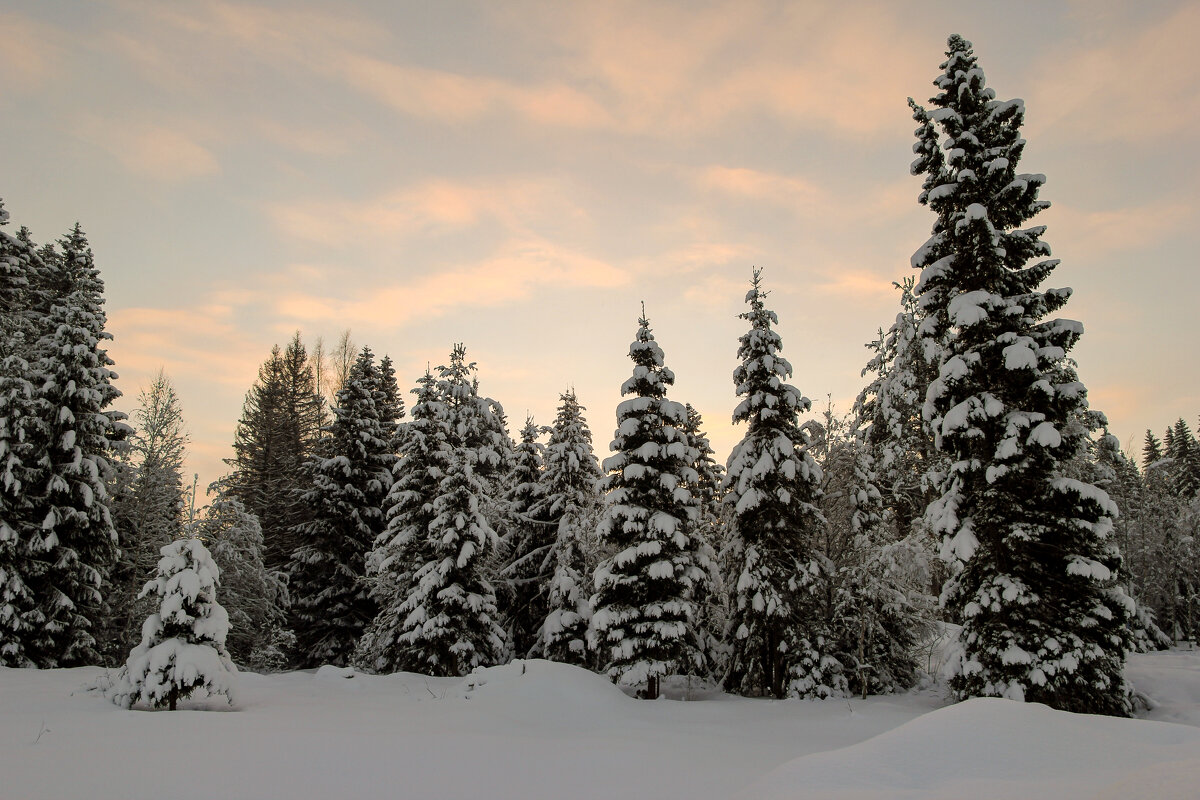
[2,0,1197,496]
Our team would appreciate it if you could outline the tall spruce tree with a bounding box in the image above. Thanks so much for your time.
[538,390,603,666]
[376,354,405,453]
[1142,430,1163,468]
[19,225,125,666]
[591,312,711,698]
[0,200,42,666]
[289,347,396,666]
[911,35,1131,715]
[227,333,323,575]
[722,270,836,699]
[0,200,34,337]
[1168,419,1200,498]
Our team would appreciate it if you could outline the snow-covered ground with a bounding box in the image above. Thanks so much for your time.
[2,650,1198,800]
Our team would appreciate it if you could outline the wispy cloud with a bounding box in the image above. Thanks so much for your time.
[78,117,220,181]
[1028,3,1200,143]
[333,54,612,128]
[0,12,63,95]
[1043,200,1194,260]
[107,304,262,391]
[129,0,927,140]
[268,176,585,245]
[270,237,629,328]
[521,1,928,137]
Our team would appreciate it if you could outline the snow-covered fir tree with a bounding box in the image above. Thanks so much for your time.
[591,312,712,699]
[723,270,838,699]
[499,415,551,658]
[18,224,126,667]
[911,35,1132,715]
[538,390,603,666]
[110,535,236,710]
[200,485,293,672]
[289,347,396,667]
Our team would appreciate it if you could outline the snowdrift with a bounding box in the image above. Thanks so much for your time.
[743,696,1200,800]
[2,651,1198,800]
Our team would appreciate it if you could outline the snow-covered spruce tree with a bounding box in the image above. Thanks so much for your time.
[816,409,932,697]
[538,390,604,666]
[0,200,43,667]
[289,347,395,667]
[855,277,945,543]
[1166,419,1200,499]
[1139,438,1196,642]
[683,403,725,551]
[358,371,446,673]
[0,200,34,337]
[110,535,235,710]
[200,486,293,672]
[591,312,712,699]
[1090,432,1171,652]
[103,370,188,664]
[911,35,1132,715]
[20,224,126,667]
[681,402,726,674]
[499,415,551,658]
[360,347,507,676]
[723,270,838,699]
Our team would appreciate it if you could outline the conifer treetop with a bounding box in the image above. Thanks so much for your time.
[732,268,807,431]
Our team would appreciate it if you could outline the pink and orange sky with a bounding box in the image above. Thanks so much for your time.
[2,0,1197,495]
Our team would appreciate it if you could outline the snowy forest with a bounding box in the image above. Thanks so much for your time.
[2,35,1197,726]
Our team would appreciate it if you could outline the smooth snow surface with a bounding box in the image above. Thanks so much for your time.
[2,651,1198,799]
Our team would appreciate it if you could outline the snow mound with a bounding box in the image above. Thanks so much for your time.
[1129,647,1200,727]
[741,697,1200,800]
[314,665,357,680]
[457,659,633,721]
